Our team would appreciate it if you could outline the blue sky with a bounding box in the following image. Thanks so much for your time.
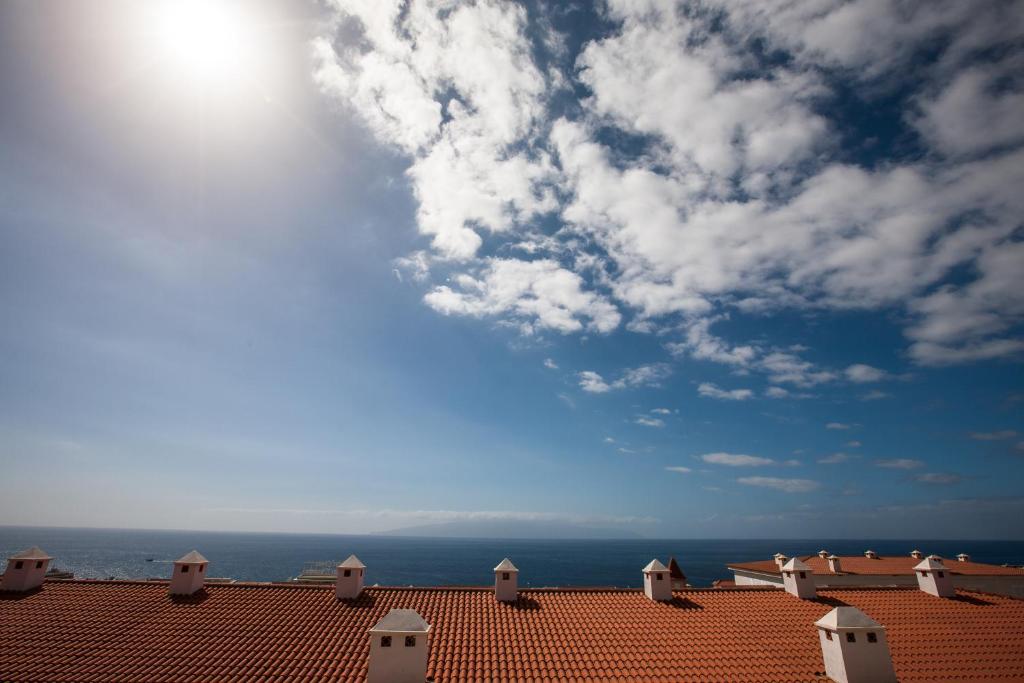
[1,0,1023,539]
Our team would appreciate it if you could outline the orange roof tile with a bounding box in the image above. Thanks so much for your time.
[729,554,1024,576]
[2,580,1024,681]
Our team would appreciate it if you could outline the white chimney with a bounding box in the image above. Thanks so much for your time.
[642,559,672,601]
[827,554,842,574]
[864,549,878,559]
[774,553,789,568]
[782,557,816,599]
[335,554,366,600]
[494,558,518,602]
[956,553,970,563]
[367,609,431,683]
[169,550,208,596]
[818,549,829,559]
[815,607,897,683]
[1,547,52,592]
[914,556,955,598]
[910,549,923,559]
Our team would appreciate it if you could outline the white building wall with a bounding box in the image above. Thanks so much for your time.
[367,631,429,683]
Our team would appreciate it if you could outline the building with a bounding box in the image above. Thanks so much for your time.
[3,547,1024,682]
[729,549,1024,597]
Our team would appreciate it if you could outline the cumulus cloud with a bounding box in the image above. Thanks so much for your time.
[665,466,692,474]
[578,363,672,394]
[316,0,1024,365]
[845,364,889,383]
[826,422,853,430]
[651,407,672,415]
[635,416,664,428]
[915,472,963,485]
[543,358,559,370]
[701,452,774,467]
[875,458,925,470]
[697,382,754,401]
[738,477,820,493]
[970,430,1018,441]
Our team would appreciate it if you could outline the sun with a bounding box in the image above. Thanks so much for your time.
[154,0,254,86]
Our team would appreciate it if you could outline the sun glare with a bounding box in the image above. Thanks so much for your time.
[155,0,253,86]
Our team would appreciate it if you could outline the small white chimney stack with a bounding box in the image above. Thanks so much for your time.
[827,554,842,574]
[1,547,52,593]
[169,550,208,596]
[774,553,789,568]
[956,553,970,563]
[782,557,816,599]
[864,549,878,559]
[815,607,897,683]
[914,556,955,598]
[818,549,829,559]
[335,555,366,600]
[367,609,431,683]
[494,558,519,602]
[642,559,672,601]
[910,549,923,559]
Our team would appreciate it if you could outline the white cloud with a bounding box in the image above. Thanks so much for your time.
[701,452,774,467]
[738,476,820,493]
[697,382,754,401]
[651,407,672,415]
[861,390,890,401]
[818,452,853,464]
[765,387,789,399]
[826,422,853,430]
[543,358,559,370]
[317,0,1024,366]
[635,416,664,428]
[915,472,962,485]
[876,458,925,470]
[845,441,862,448]
[665,466,692,474]
[425,259,621,335]
[783,459,802,467]
[970,430,1019,441]
[603,436,615,444]
[578,371,611,394]
[845,364,889,383]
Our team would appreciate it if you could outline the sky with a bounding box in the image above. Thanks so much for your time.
[1,0,1023,539]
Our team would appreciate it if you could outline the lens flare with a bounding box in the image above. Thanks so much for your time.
[155,0,252,86]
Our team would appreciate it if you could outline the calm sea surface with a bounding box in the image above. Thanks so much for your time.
[2,527,1022,588]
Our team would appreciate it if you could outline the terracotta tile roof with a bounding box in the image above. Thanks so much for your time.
[2,580,1024,681]
[729,554,1024,576]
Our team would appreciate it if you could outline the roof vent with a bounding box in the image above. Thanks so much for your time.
[335,555,366,600]
[668,556,687,589]
[864,549,878,559]
[169,550,208,596]
[642,559,672,602]
[956,553,970,563]
[815,607,897,683]
[494,558,518,602]
[1,547,52,593]
[914,557,955,598]
[827,554,842,574]
[910,549,923,559]
[774,553,789,568]
[782,557,816,599]
[367,609,431,683]
[818,549,829,559]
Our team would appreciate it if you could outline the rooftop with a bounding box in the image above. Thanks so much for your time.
[729,554,1024,577]
[1,579,1022,681]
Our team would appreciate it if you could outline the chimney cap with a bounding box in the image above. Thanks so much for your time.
[9,546,52,561]
[817,549,829,557]
[815,606,882,631]
[338,554,366,569]
[782,557,811,571]
[369,609,430,634]
[175,550,208,564]
[914,557,945,571]
[827,554,839,560]
[494,558,518,572]
[642,559,669,573]
[927,553,943,561]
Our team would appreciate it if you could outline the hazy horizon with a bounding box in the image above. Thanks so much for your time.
[1,0,1022,540]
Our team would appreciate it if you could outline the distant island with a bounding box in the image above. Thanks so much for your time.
[377,519,644,540]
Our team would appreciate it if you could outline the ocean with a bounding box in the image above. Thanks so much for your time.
[2,526,1022,587]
